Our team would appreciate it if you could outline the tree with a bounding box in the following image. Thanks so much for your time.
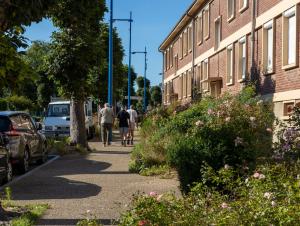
[23,41,57,110]
[47,0,106,148]
[0,0,57,32]
[150,86,162,106]
[136,76,150,110]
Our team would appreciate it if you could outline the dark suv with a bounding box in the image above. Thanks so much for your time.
[0,112,47,173]
[0,134,12,184]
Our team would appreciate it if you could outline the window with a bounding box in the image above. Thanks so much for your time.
[282,7,298,68]
[238,36,247,81]
[195,64,201,91]
[215,17,221,50]
[262,20,274,73]
[187,70,192,97]
[178,76,182,100]
[227,44,234,85]
[239,0,248,12]
[164,51,167,71]
[183,31,188,56]
[196,15,203,44]
[170,45,173,68]
[227,0,235,21]
[284,102,295,116]
[188,26,192,53]
[175,54,178,71]
[203,5,210,40]
[179,35,183,59]
[201,59,209,92]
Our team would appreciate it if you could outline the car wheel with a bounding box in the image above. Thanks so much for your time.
[19,149,29,174]
[38,147,48,164]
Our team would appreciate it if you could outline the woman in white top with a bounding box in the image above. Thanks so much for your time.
[127,105,138,145]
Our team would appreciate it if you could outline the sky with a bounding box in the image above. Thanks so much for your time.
[24,0,194,86]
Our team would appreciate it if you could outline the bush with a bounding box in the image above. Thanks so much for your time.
[0,95,34,111]
[120,161,300,225]
[131,86,275,191]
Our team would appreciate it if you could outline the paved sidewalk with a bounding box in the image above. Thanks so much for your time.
[9,132,180,225]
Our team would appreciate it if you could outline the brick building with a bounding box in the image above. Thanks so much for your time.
[159,0,300,120]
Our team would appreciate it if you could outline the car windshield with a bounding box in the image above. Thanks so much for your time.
[47,104,70,117]
[0,116,10,132]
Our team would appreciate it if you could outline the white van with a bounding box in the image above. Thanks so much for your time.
[42,98,94,138]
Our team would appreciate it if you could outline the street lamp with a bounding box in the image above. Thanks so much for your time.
[132,46,147,112]
[113,13,133,109]
[108,1,133,108]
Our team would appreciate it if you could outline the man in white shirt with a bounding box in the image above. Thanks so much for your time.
[127,105,138,145]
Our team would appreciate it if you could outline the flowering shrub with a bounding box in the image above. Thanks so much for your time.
[131,86,274,191]
[120,162,300,225]
[275,106,300,159]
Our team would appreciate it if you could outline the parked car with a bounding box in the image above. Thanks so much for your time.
[0,134,12,185]
[0,111,47,173]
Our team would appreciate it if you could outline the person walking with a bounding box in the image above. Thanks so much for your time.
[117,106,130,146]
[100,103,114,147]
[127,105,138,145]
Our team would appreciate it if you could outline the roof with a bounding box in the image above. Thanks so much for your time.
[49,101,70,105]
[159,0,206,52]
[0,111,27,116]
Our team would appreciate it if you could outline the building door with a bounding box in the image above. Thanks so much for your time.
[210,81,221,98]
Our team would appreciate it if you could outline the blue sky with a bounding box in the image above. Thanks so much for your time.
[24,0,194,86]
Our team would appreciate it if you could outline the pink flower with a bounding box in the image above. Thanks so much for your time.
[207,109,214,115]
[138,220,148,226]
[253,172,260,178]
[149,191,157,197]
[259,174,266,180]
[266,128,273,133]
[264,192,272,199]
[225,117,231,122]
[195,120,204,127]
[221,202,229,209]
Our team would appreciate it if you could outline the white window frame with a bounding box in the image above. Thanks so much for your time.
[215,16,221,50]
[238,36,247,82]
[188,25,193,53]
[201,59,209,92]
[262,20,274,74]
[196,14,203,45]
[226,44,234,85]
[239,0,248,13]
[227,0,235,22]
[179,35,183,59]
[282,6,298,70]
[203,4,210,40]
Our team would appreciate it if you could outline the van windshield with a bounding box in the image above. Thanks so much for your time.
[47,104,70,117]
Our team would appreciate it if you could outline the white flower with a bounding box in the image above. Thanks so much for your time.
[264,192,272,199]
[195,120,204,127]
[257,100,263,105]
[245,178,249,183]
[234,137,244,147]
[259,174,266,180]
[271,201,276,207]
[250,117,256,122]
[224,164,230,170]
[225,117,231,122]
[86,210,91,214]
[221,202,229,209]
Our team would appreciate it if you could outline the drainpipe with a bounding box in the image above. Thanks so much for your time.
[250,0,257,84]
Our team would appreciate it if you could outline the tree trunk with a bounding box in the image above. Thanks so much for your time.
[70,99,87,148]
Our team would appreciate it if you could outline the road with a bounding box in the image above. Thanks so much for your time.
[4,138,180,226]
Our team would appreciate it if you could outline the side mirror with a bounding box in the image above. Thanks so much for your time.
[36,122,43,131]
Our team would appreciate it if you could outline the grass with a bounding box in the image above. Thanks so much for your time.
[140,165,176,178]
[10,204,49,226]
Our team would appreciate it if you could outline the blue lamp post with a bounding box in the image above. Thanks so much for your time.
[108,1,133,108]
[132,47,148,112]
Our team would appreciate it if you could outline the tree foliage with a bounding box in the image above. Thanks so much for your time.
[150,86,162,106]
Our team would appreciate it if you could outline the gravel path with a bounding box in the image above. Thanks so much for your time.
[8,134,180,225]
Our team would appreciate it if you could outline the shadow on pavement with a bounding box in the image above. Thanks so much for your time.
[37,218,117,226]
[10,157,112,200]
[91,150,131,155]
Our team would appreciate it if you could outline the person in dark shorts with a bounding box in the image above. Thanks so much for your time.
[117,106,130,146]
